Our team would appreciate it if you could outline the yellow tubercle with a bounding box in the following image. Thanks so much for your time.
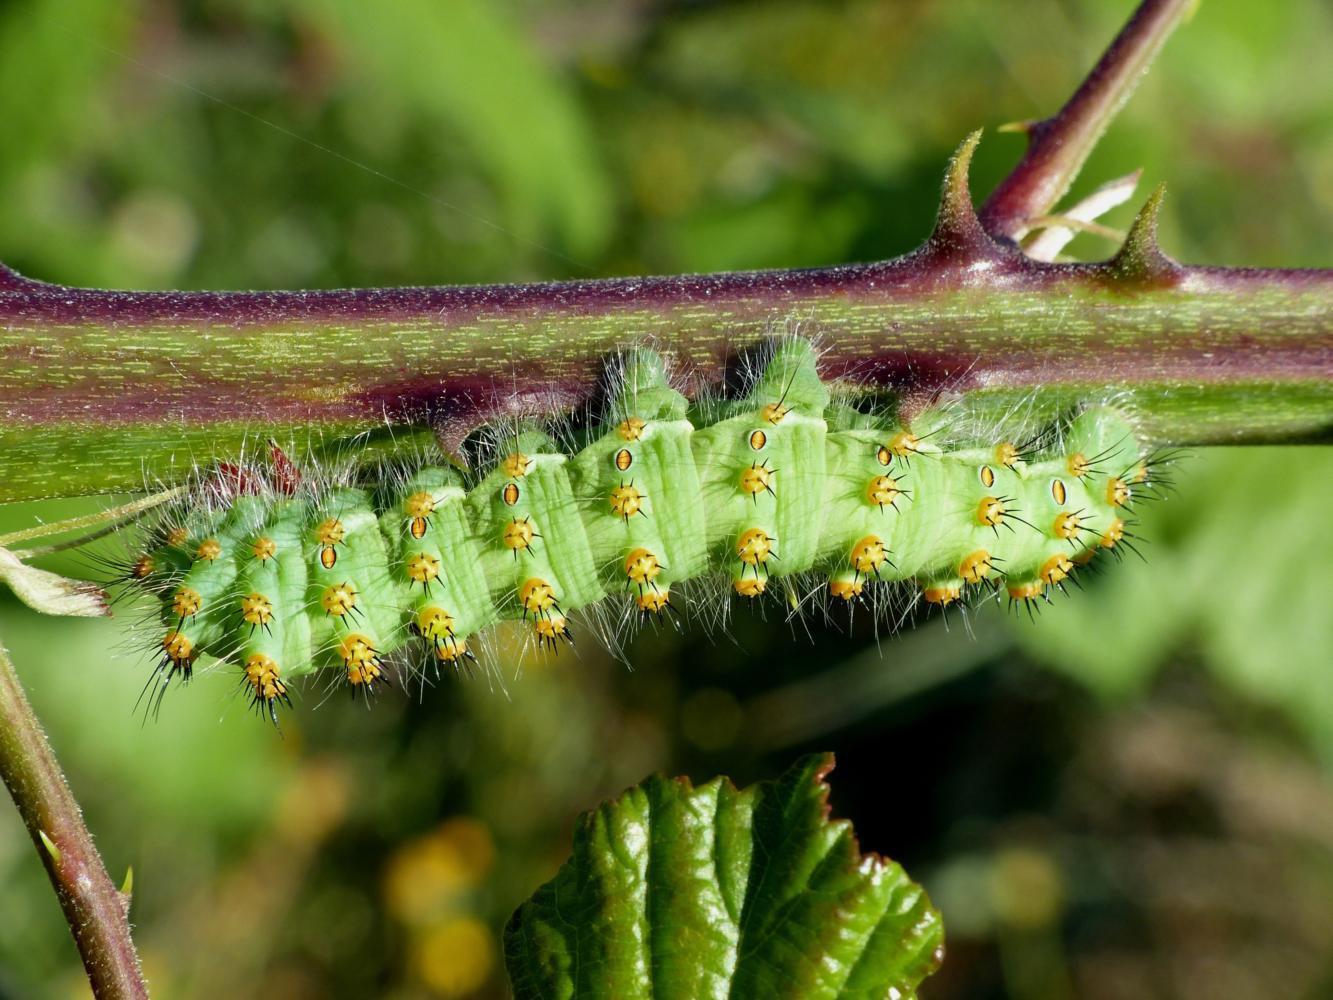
[340,634,383,688]
[922,583,961,606]
[161,630,194,667]
[314,518,346,546]
[976,496,1006,527]
[624,548,662,585]
[1100,517,1126,548]
[172,586,202,618]
[503,518,535,552]
[890,431,920,458]
[502,453,530,479]
[321,583,358,618]
[1052,512,1082,540]
[829,578,863,601]
[637,589,670,613]
[240,592,274,627]
[739,463,774,497]
[866,474,900,509]
[733,577,766,598]
[1106,477,1131,507]
[406,551,442,585]
[1040,553,1074,585]
[959,550,993,584]
[1007,581,1044,601]
[417,606,456,640]
[849,535,887,576]
[519,578,556,615]
[243,653,288,702]
[609,484,644,520]
[736,528,774,566]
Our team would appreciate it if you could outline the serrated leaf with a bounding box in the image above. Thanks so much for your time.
[504,753,943,1000]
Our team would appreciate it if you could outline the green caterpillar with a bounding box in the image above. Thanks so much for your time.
[126,340,1149,721]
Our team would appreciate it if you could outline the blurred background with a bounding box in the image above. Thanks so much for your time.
[1,1,1331,997]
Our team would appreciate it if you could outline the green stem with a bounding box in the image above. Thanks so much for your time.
[0,488,185,549]
[0,640,149,999]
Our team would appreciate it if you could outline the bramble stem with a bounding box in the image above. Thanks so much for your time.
[0,641,149,999]
[980,0,1198,239]
[1,171,1327,503]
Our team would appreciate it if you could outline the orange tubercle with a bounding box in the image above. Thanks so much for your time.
[958,550,993,585]
[739,463,774,497]
[733,577,766,598]
[922,583,961,606]
[976,496,1006,527]
[637,589,670,613]
[849,535,887,576]
[502,453,530,478]
[736,528,774,566]
[829,578,863,601]
[1040,553,1074,585]
[503,518,535,552]
[519,578,556,615]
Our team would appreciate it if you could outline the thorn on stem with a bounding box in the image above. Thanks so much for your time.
[1107,183,1180,284]
[39,829,61,866]
[119,866,134,914]
[923,130,1016,266]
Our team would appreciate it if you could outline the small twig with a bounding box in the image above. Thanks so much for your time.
[0,640,148,998]
[0,487,186,549]
[1025,214,1126,243]
[981,0,1198,240]
[1021,169,1142,262]
[12,515,153,562]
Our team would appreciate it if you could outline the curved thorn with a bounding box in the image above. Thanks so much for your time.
[923,130,1006,264]
[1107,183,1181,284]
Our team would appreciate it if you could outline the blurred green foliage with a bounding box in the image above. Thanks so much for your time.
[0,1,1329,998]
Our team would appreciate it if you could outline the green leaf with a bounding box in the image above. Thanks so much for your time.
[504,753,943,1000]
[0,548,109,618]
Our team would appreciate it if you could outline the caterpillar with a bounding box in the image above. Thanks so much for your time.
[119,339,1154,722]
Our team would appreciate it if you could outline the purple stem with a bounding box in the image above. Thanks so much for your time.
[0,642,149,999]
[980,0,1198,240]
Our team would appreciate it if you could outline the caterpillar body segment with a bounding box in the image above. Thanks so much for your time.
[305,487,401,676]
[568,417,706,612]
[694,339,832,596]
[383,469,494,667]
[235,501,310,709]
[157,499,261,674]
[130,340,1148,719]
[568,348,708,613]
[468,434,602,646]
